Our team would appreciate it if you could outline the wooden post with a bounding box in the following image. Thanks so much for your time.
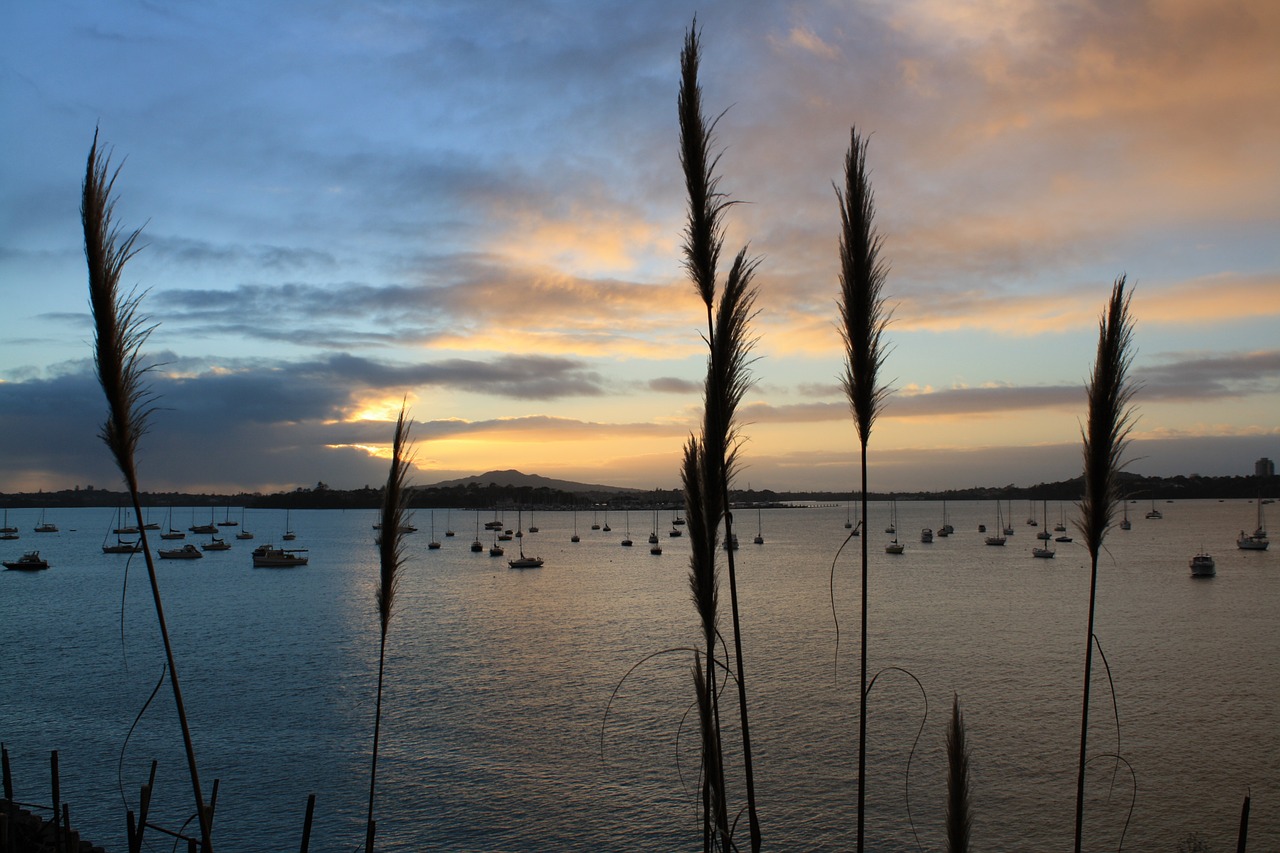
[1237,789,1251,853]
[298,794,315,853]
[50,751,61,852]
[1,743,12,801]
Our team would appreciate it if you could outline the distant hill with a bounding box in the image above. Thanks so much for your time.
[426,469,638,494]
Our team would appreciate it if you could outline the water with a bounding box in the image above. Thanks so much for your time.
[1,501,1275,851]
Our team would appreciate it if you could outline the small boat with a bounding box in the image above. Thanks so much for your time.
[938,500,953,537]
[1120,501,1132,530]
[471,538,484,552]
[1145,500,1163,520]
[753,507,764,545]
[844,501,854,530]
[920,527,933,544]
[620,511,631,546]
[190,523,218,534]
[884,497,897,534]
[1237,500,1269,551]
[571,506,580,542]
[236,508,254,539]
[428,510,441,550]
[202,536,231,552]
[1189,551,1216,577]
[723,533,738,551]
[1032,500,1055,558]
[252,544,308,568]
[602,507,612,533]
[103,509,142,553]
[489,541,505,557]
[509,553,542,568]
[4,551,49,571]
[1055,534,1074,543]
[218,505,238,527]
[159,544,204,560]
[985,500,1006,546]
[160,508,185,539]
[34,510,58,533]
[591,510,601,531]
[1054,503,1067,532]
[885,537,904,555]
[1,509,18,540]
[282,508,296,541]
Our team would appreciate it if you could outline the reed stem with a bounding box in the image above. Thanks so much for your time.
[82,129,212,851]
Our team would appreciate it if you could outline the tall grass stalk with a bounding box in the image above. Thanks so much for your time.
[679,20,761,851]
[83,130,213,851]
[366,406,412,852]
[836,127,891,853]
[1073,276,1135,853]
[945,695,972,853]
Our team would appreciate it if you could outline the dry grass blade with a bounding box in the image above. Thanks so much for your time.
[368,404,413,852]
[1078,276,1136,554]
[83,128,212,851]
[83,129,154,490]
[1073,275,1136,853]
[679,20,729,309]
[377,406,413,633]
[946,695,973,853]
[836,126,892,853]
[683,437,718,644]
[837,127,891,443]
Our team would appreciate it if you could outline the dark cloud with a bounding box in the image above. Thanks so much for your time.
[648,376,700,394]
[1137,350,1280,400]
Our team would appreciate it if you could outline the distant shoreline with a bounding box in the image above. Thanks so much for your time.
[1,471,1272,510]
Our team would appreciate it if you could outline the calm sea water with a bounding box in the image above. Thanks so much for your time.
[1,500,1276,852]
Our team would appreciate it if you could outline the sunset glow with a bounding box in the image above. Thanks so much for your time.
[1,1,1276,493]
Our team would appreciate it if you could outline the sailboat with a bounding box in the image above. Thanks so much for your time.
[1145,499,1163,520]
[753,507,764,545]
[603,508,612,533]
[471,509,484,552]
[161,506,185,540]
[34,510,58,533]
[591,510,600,531]
[103,508,142,553]
[218,505,238,527]
[884,497,896,534]
[648,509,659,545]
[445,509,455,537]
[845,500,854,530]
[669,507,683,537]
[937,499,953,537]
[189,507,217,535]
[1032,500,1055,558]
[1003,499,1014,536]
[1120,500,1132,530]
[1237,500,1269,551]
[1,509,18,540]
[428,510,441,550]
[236,507,254,540]
[508,510,541,567]
[571,505,580,542]
[985,501,1007,546]
[1054,503,1067,532]
[620,510,632,547]
[282,508,296,541]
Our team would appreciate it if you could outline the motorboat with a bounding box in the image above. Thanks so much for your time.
[252,544,308,568]
[159,544,204,560]
[3,551,49,571]
[1189,552,1216,577]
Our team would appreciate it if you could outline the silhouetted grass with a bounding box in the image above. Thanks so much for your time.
[946,695,972,853]
[366,405,412,852]
[1074,276,1136,852]
[679,19,762,852]
[83,128,214,850]
[836,127,891,853]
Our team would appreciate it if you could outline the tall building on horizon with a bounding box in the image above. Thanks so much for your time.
[1257,457,1275,477]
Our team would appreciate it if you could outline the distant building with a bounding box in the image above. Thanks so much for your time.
[1257,457,1276,477]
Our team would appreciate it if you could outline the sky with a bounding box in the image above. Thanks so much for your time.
[2,0,1277,494]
